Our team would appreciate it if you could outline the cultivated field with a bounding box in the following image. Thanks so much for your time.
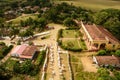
[54,0,120,11]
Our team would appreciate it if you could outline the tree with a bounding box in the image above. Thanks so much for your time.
[11,1,18,9]
[38,17,47,28]
[10,27,19,37]
[93,9,120,40]
[21,60,33,74]
[114,50,120,57]
[113,70,120,80]
[44,8,58,22]
[97,68,112,80]
[19,29,34,38]
[13,60,33,74]
[13,62,21,73]
[63,18,77,27]
[97,50,107,56]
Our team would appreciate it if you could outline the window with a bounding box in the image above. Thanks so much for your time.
[113,45,115,48]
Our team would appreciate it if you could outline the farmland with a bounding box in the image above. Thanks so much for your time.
[54,0,120,11]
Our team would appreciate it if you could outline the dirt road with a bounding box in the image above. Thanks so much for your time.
[31,23,65,80]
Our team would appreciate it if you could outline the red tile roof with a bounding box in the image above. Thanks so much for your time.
[95,56,120,66]
[84,24,106,40]
[20,46,37,59]
[98,27,120,44]
[11,44,37,59]
[83,24,120,44]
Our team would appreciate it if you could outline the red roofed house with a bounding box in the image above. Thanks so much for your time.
[93,56,120,67]
[11,44,37,60]
[81,21,120,50]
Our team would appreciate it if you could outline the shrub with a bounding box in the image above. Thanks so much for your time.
[58,29,63,39]
[97,50,106,56]
[114,50,120,57]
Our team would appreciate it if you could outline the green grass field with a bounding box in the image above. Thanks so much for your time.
[54,0,120,11]
[8,14,38,24]
[62,39,81,49]
[62,30,80,38]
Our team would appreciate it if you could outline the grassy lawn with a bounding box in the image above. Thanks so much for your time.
[9,14,38,24]
[62,30,80,38]
[70,53,98,80]
[62,39,81,49]
[54,0,120,11]
[62,39,87,50]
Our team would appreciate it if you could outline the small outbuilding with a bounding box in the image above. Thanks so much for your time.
[93,55,120,67]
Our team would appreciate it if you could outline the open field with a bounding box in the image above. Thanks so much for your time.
[54,0,120,11]
[8,14,38,24]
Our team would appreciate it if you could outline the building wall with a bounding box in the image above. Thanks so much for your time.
[106,44,120,50]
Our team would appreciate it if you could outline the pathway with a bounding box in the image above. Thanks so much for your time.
[31,23,65,80]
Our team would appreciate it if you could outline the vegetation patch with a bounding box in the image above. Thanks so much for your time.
[9,14,38,24]
[0,42,13,60]
[61,39,82,52]
[62,29,80,38]
[3,58,18,71]
[79,39,87,50]
[69,53,99,80]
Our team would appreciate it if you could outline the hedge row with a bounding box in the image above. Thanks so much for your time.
[35,50,46,66]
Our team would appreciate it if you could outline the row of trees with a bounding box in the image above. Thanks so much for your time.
[97,49,120,56]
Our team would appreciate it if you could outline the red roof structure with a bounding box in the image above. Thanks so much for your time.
[83,24,120,44]
[98,27,120,44]
[94,56,120,67]
[11,44,37,59]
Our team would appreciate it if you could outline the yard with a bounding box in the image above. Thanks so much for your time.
[69,52,98,80]
[62,30,80,38]
[54,0,120,11]
[59,29,87,51]
[62,39,81,49]
[61,39,87,50]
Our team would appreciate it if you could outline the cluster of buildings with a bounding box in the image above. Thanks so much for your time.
[80,21,120,68]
